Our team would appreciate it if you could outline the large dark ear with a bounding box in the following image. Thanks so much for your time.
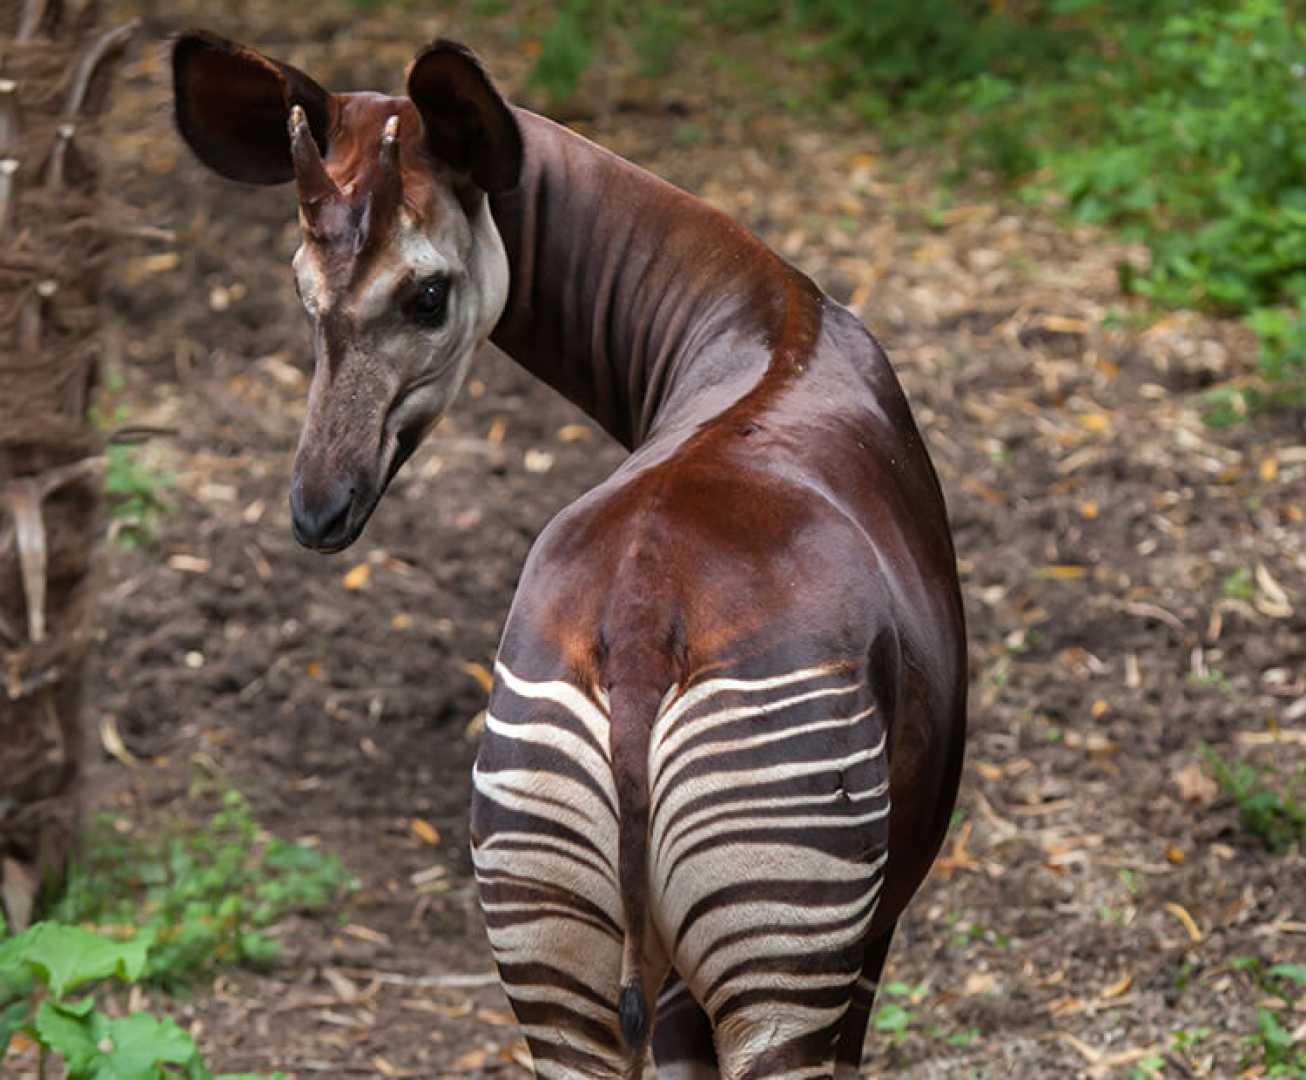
[173,30,333,185]
[406,41,522,194]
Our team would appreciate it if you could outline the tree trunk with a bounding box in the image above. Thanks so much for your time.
[0,0,133,931]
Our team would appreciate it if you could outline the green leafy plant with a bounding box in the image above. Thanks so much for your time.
[1200,744,1306,853]
[1244,963,1306,1076]
[0,920,279,1079]
[105,444,173,547]
[871,980,928,1040]
[501,0,1306,418]
[54,790,352,989]
[1222,568,1256,603]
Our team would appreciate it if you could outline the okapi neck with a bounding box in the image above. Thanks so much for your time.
[488,108,822,451]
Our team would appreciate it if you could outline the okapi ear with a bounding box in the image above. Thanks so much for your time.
[173,30,334,185]
[406,40,522,194]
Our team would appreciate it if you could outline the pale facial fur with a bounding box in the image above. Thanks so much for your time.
[288,181,509,545]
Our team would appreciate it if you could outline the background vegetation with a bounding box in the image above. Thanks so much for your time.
[503,0,1306,421]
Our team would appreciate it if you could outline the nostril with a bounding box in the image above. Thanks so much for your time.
[320,492,351,536]
[290,479,356,549]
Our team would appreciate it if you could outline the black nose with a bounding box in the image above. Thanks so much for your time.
[290,478,355,551]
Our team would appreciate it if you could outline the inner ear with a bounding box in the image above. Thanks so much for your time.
[406,40,522,194]
[173,30,333,185]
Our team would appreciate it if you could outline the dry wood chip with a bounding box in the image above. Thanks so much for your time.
[1236,728,1306,746]
[963,971,997,995]
[932,820,980,879]
[410,818,441,846]
[1037,564,1088,580]
[1009,798,1073,816]
[1165,902,1203,942]
[1173,761,1218,806]
[1090,1046,1162,1076]
[121,251,179,285]
[342,563,371,590]
[411,864,448,888]
[313,1009,364,1028]
[400,996,473,1018]
[1099,972,1133,1000]
[557,423,591,442]
[372,1054,417,1077]
[1123,601,1186,634]
[342,923,391,946]
[167,554,210,573]
[454,1048,491,1070]
[1254,564,1293,618]
[99,714,138,767]
[321,967,359,1002]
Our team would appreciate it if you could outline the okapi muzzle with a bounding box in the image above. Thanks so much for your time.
[172,32,516,552]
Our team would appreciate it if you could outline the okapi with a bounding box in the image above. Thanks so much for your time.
[173,31,967,1079]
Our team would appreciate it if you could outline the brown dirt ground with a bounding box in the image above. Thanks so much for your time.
[8,1,1306,1076]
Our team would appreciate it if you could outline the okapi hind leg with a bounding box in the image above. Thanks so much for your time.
[833,921,897,1079]
[652,973,720,1079]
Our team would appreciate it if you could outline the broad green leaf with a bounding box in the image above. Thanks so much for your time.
[19,924,150,998]
[1268,963,1306,988]
[33,998,100,1073]
[0,998,31,1058]
[91,1012,199,1080]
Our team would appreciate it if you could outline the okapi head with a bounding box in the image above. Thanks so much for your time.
[173,32,522,552]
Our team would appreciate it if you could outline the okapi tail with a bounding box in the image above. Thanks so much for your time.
[607,679,664,1051]
[618,981,649,1048]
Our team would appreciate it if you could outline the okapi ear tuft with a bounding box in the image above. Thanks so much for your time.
[173,30,333,185]
[406,40,522,194]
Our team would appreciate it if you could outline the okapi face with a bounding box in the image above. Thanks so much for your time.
[173,33,522,552]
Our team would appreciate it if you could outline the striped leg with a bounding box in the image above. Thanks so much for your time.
[648,667,891,1080]
[653,973,720,1079]
[833,923,896,1079]
[471,667,649,1079]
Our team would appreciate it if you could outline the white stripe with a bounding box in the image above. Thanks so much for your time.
[474,763,618,832]
[652,732,887,857]
[493,662,611,762]
[651,682,864,776]
[657,665,850,728]
[482,713,618,807]
[651,703,877,804]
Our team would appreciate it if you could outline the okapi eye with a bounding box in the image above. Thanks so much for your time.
[405,276,449,328]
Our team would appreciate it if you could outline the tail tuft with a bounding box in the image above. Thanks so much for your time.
[618,981,649,1048]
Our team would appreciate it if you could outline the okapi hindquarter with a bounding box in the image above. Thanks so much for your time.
[172,30,967,1079]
